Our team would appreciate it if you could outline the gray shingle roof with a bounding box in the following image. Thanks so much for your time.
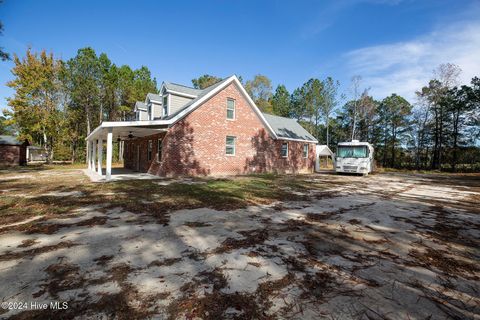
[135,101,147,110]
[317,145,334,156]
[0,135,26,146]
[262,113,317,142]
[146,93,162,102]
[164,82,203,97]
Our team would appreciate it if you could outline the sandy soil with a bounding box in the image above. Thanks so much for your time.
[0,171,479,319]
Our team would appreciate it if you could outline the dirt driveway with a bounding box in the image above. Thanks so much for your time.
[0,169,479,319]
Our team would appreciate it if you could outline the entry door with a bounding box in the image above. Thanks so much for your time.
[136,145,140,171]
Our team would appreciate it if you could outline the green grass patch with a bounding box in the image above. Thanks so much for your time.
[0,169,324,227]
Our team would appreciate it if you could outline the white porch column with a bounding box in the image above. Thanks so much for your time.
[97,139,103,176]
[87,140,92,171]
[92,139,97,173]
[106,128,113,180]
[90,140,95,171]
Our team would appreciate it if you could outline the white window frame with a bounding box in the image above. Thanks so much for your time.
[148,104,153,120]
[225,136,236,156]
[226,98,235,120]
[303,144,309,158]
[281,142,288,158]
[163,94,169,117]
[147,140,153,161]
[157,138,162,162]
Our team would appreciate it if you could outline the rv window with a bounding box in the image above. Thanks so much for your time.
[337,146,367,158]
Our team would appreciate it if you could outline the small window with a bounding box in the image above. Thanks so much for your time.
[303,144,309,158]
[163,95,168,117]
[226,136,236,155]
[281,142,288,158]
[147,140,152,161]
[226,98,235,120]
[157,139,163,161]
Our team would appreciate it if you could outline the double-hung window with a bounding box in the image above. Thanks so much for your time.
[157,139,163,161]
[147,140,152,161]
[303,144,309,158]
[226,136,236,155]
[226,98,235,120]
[281,142,288,158]
[163,95,168,117]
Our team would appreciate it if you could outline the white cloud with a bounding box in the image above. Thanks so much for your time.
[343,20,480,102]
[301,0,403,38]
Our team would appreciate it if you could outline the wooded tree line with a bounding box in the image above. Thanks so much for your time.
[3,46,479,171]
[4,48,157,162]
[196,64,479,172]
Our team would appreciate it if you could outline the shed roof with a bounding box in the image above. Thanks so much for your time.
[0,135,27,146]
[261,113,317,143]
[316,145,334,156]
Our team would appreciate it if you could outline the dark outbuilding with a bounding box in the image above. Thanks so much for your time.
[0,135,29,166]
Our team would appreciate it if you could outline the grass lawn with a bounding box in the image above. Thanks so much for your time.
[0,164,323,226]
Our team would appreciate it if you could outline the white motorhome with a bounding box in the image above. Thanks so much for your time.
[334,140,374,175]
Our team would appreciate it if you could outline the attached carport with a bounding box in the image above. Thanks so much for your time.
[85,120,168,181]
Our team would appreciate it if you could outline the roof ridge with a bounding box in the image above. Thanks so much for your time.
[165,82,201,90]
[262,113,297,121]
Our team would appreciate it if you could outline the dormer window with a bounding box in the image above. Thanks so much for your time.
[227,98,235,120]
[163,95,168,117]
[148,104,152,120]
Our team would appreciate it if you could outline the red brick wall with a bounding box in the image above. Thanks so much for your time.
[0,145,24,166]
[124,132,166,172]
[124,82,315,176]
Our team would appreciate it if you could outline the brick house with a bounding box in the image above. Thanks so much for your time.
[0,135,28,166]
[86,75,318,180]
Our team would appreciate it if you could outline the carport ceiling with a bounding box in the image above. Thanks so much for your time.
[92,125,168,141]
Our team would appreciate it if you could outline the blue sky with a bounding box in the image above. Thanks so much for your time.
[1,0,479,111]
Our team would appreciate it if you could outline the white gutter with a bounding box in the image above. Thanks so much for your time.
[165,90,198,99]
[278,136,319,144]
